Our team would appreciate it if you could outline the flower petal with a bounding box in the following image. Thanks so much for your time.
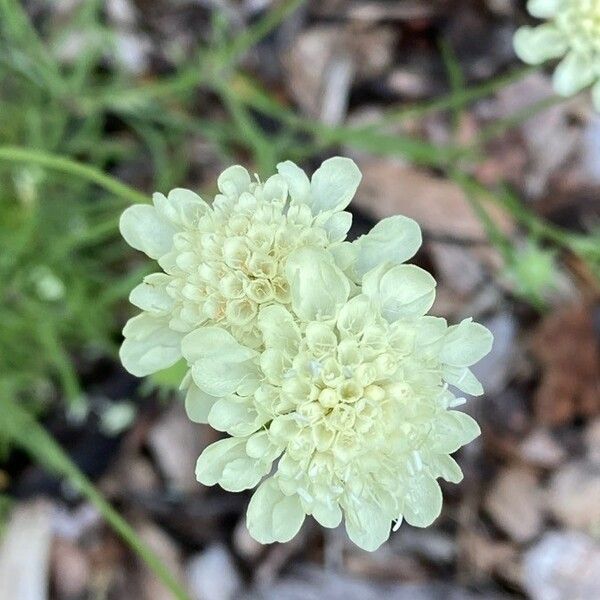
[344,500,391,552]
[354,215,422,277]
[261,174,288,204]
[552,51,596,97]
[153,188,209,227]
[527,0,561,18]
[221,456,270,492]
[428,454,464,484]
[260,348,292,386]
[185,383,219,423]
[246,431,284,463]
[429,410,481,454]
[442,366,484,396]
[181,327,257,363]
[336,295,374,337]
[323,211,353,242]
[129,273,174,314]
[440,319,493,367]
[285,247,351,321]
[119,313,182,377]
[208,396,268,436]
[403,474,443,528]
[182,328,259,396]
[217,165,252,197]
[246,478,306,544]
[119,204,176,259]
[513,25,568,64]
[196,437,267,492]
[196,438,245,485]
[363,264,436,322]
[310,157,362,214]
[276,160,310,205]
[258,305,301,353]
[312,501,342,529]
[191,357,259,397]
[330,241,357,274]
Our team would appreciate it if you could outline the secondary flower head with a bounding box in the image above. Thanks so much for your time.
[186,247,493,551]
[118,158,362,377]
[514,0,600,109]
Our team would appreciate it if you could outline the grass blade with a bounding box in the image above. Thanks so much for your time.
[0,395,191,600]
[0,146,148,205]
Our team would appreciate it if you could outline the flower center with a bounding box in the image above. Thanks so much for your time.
[559,0,600,55]
[274,323,408,471]
[163,190,328,346]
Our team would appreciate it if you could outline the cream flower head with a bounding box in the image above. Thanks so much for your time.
[514,0,600,109]
[186,247,493,551]
[118,157,362,377]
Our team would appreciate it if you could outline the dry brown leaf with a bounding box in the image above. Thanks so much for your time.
[484,466,544,544]
[530,302,600,425]
[355,159,513,238]
[524,532,600,600]
[458,530,518,578]
[546,459,600,531]
[353,159,514,294]
[284,25,397,121]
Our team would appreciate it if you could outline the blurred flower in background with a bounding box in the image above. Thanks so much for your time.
[514,0,600,109]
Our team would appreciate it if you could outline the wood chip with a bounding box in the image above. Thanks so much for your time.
[546,460,600,531]
[524,532,600,600]
[518,428,566,469]
[354,159,514,294]
[484,467,544,543]
[0,499,54,600]
[530,302,600,426]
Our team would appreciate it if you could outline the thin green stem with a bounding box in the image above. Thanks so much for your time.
[473,95,566,150]
[452,171,600,279]
[229,75,460,166]
[216,82,277,172]
[450,170,514,263]
[215,0,304,67]
[80,0,304,113]
[0,146,148,205]
[439,39,466,135]
[379,65,536,126]
[0,396,191,600]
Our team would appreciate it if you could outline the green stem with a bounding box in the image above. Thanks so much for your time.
[0,396,191,600]
[452,171,600,278]
[450,170,514,263]
[216,82,277,172]
[460,173,574,248]
[473,95,565,150]
[215,0,304,68]
[79,0,305,113]
[229,75,460,166]
[0,146,148,205]
[379,65,535,125]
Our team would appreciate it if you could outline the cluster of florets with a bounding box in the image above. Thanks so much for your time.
[119,158,359,372]
[514,0,600,109]
[119,158,493,551]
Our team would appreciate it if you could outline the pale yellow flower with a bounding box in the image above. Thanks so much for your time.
[118,158,362,377]
[514,0,600,109]
[187,247,493,551]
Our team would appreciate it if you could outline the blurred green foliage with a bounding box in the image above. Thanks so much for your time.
[0,0,598,417]
[0,0,302,411]
[0,0,599,593]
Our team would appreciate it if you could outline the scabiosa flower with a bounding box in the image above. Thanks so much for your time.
[514,0,600,109]
[118,157,362,378]
[186,247,493,551]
